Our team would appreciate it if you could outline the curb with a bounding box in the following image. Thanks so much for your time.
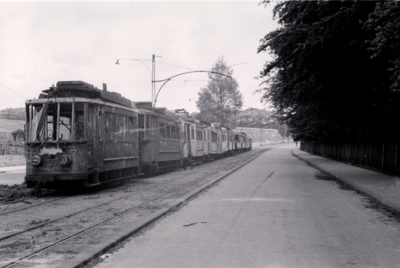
[66,149,269,268]
[291,149,400,215]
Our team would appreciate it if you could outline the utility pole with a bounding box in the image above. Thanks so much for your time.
[152,54,155,105]
[152,54,162,107]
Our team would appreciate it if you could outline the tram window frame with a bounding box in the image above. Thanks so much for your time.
[159,122,166,138]
[27,103,46,142]
[211,132,217,142]
[115,114,126,141]
[74,103,85,141]
[104,112,116,140]
[58,103,73,141]
[43,103,56,141]
[165,124,171,138]
[127,116,136,141]
[98,110,103,141]
[197,130,202,140]
[45,103,56,141]
[171,125,176,139]
[191,126,195,140]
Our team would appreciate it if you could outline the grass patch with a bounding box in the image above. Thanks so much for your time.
[0,184,35,203]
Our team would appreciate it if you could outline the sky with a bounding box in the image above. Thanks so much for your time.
[0,1,279,113]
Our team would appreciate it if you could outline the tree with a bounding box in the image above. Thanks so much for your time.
[364,1,400,92]
[12,129,25,141]
[196,57,243,127]
[233,108,275,128]
[257,1,400,142]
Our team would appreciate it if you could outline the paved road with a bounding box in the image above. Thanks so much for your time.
[96,143,400,268]
[0,166,25,185]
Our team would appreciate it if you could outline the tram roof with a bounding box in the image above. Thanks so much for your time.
[38,81,137,109]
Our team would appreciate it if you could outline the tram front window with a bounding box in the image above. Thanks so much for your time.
[27,102,85,142]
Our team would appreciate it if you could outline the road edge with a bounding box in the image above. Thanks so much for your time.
[291,149,400,215]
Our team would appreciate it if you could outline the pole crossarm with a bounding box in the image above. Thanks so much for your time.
[153,70,232,107]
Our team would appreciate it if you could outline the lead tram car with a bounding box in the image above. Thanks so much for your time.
[25,81,140,189]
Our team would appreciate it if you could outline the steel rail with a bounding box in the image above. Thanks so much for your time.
[0,181,168,243]
[1,149,263,268]
[1,194,172,268]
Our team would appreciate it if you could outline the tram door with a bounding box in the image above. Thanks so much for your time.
[185,123,191,158]
[138,114,145,169]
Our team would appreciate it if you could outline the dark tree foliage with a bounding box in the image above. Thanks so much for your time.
[365,1,400,92]
[12,129,25,140]
[258,1,400,142]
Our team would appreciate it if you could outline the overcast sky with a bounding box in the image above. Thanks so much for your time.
[0,1,278,113]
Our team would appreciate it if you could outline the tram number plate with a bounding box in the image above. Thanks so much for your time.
[40,175,54,182]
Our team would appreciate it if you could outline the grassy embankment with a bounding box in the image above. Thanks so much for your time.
[0,118,26,167]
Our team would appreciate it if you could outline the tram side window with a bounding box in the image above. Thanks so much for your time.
[127,116,136,141]
[166,124,171,138]
[104,112,115,140]
[197,130,202,140]
[145,115,151,137]
[98,110,103,140]
[160,123,166,138]
[86,104,96,141]
[122,116,127,140]
[191,126,195,140]
[211,132,217,142]
[116,114,127,141]
[115,114,121,140]
[75,103,85,140]
[171,125,176,139]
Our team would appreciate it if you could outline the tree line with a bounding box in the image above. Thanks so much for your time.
[257,1,400,143]
[194,57,288,137]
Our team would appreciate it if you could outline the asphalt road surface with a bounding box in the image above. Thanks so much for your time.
[0,170,24,185]
[95,143,400,268]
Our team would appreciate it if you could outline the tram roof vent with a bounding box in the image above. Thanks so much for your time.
[135,102,153,110]
[154,107,167,114]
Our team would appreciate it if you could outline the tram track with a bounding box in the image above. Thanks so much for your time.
[0,180,175,242]
[1,193,172,268]
[0,174,214,267]
[0,196,67,216]
[0,148,270,268]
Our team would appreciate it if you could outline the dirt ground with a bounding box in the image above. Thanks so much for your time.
[0,147,274,268]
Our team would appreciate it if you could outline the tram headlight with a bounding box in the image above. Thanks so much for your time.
[59,154,72,166]
[31,155,42,166]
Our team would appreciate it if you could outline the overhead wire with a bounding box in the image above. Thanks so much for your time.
[0,82,27,100]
